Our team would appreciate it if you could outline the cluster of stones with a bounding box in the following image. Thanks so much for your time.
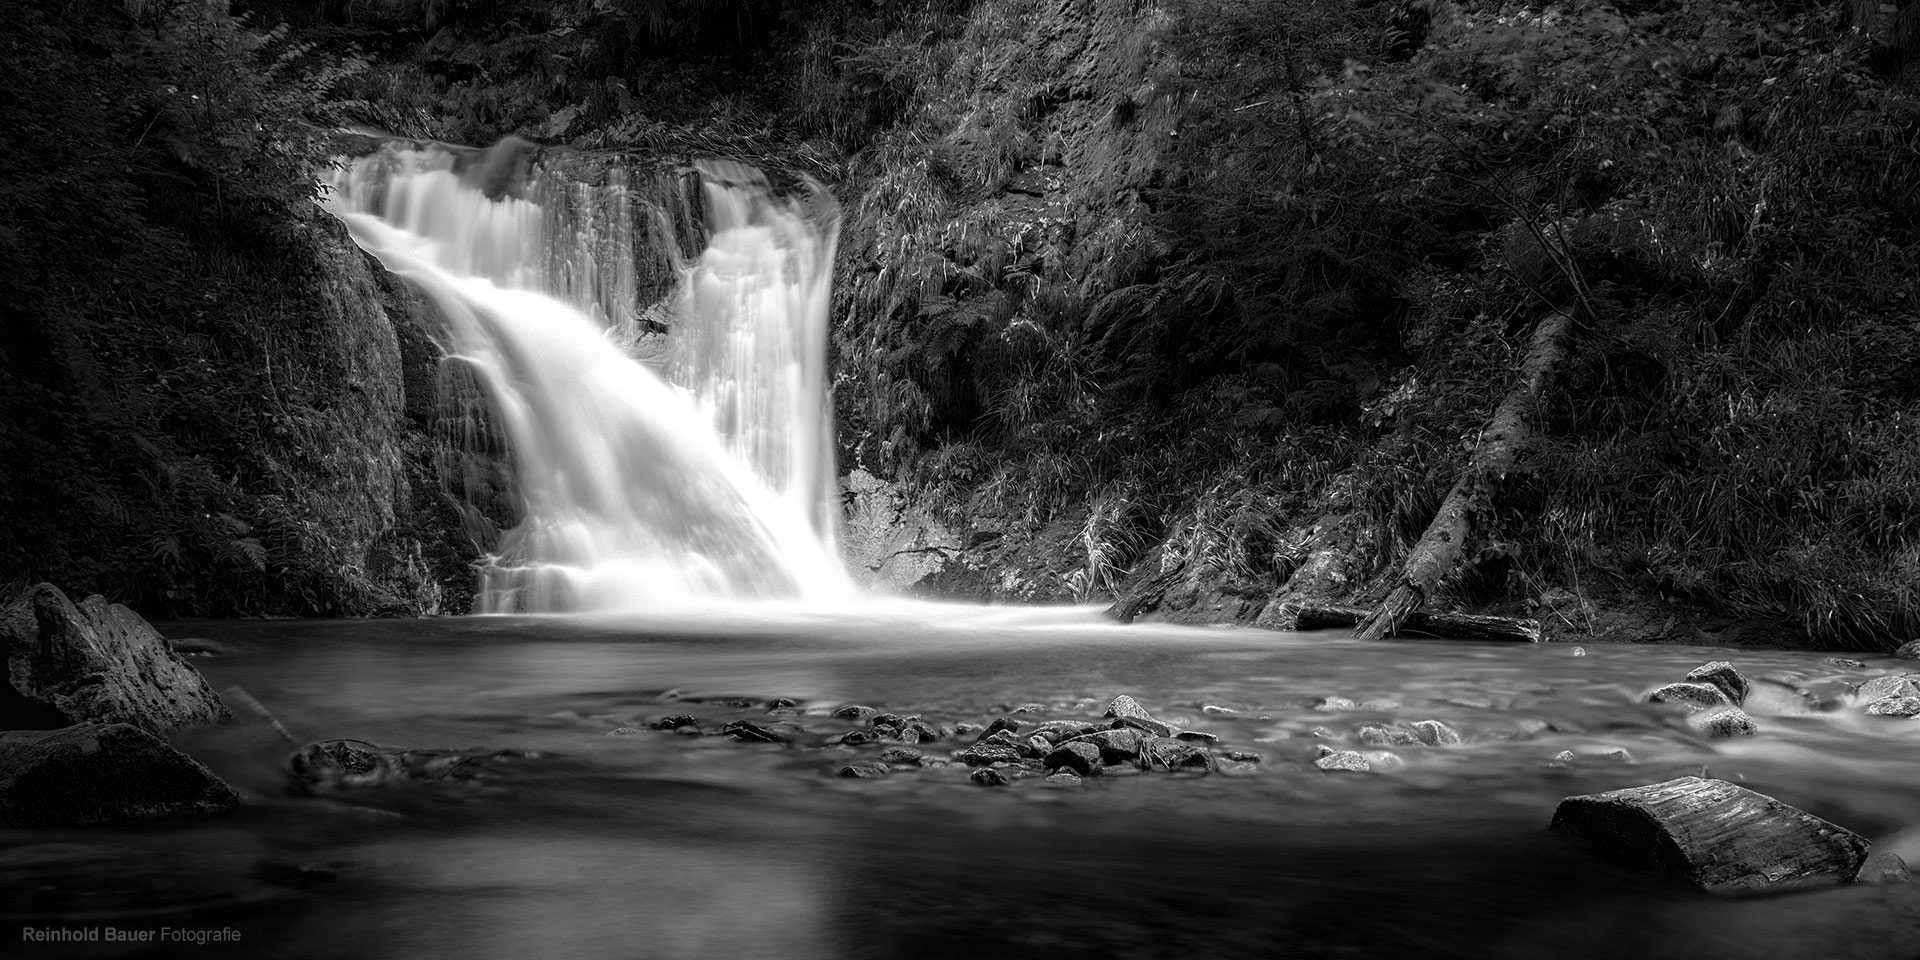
[0,583,237,826]
[1308,704,1463,774]
[1642,660,1758,739]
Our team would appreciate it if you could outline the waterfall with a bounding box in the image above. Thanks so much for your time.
[321,141,852,612]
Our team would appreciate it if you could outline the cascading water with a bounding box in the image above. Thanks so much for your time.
[322,141,852,612]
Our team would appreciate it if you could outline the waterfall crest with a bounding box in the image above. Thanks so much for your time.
[322,143,851,612]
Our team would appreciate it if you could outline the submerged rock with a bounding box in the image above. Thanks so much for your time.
[1685,662,1750,705]
[1314,749,1370,773]
[285,739,533,792]
[1689,707,1758,739]
[1357,723,1419,747]
[0,723,238,826]
[877,746,925,765]
[970,767,1011,787]
[1551,776,1870,894]
[720,720,790,744]
[0,583,230,734]
[1856,851,1910,885]
[835,760,889,779]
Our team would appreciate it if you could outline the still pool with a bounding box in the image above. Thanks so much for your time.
[7,603,1920,958]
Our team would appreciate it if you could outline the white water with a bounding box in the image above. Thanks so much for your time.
[321,143,852,612]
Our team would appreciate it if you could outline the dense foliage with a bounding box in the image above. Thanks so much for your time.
[7,0,1919,645]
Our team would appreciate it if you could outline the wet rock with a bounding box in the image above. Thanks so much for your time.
[1072,728,1141,764]
[607,727,645,737]
[1104,695,1154,721]
[1645,682,1731,711]
[167,637,235,657]
[1045,770,1083,785]
[1856,851,1910,885]
[1313,749,1370,773]
[766,697,800,709]
[0,723,239,826]
[1551,750,1577,763]
[1864,696,1920,718]
[840,730,876,745]
[1823,658,1867,670]
[1857,676,1920,704]
[286,739,393,789]
[720,720,790,744]
[1139,737,1213,772]
[1024,720,1101,744]
[1360,750,1405,770]
[1894,640,1920,660]
[832,705,877,720]
[1171,728,1219,743]
[1742,679,1818,716]
[1689,708,1758,739]
[1685,662,1750,705]
[1357,724,1419,747]
[1200,704,1241,716]
[1008,703,1048,715]
[1,583,230,734]
[1043,741,1101,776]
[1113,715,1177,738]
[1225,750,1262,763]
[970,767,1011,787]
[953,743,1024,766]
[1550,776,1871,894]
[1357,698,1402,712]
[1313,697,1358,713]
[835,760,889,779]
[981,729,1045,758]
[649,715,698,730]
[1412,720,1462,746]
[877,746,924,765]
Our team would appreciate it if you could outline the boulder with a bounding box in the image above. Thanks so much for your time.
[1043,741,1101,776]
[1893,640,1920,660]
[1857,675,1920,704]
[1,583,230,734]
[0,723,239,827]
[1644,682,1730,711]
[1864,696,1920,718]
[1685,662,1750,705]
[1412,720,1462,746]
[1550,776,1870,894]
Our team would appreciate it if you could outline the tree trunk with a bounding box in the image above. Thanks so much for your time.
[1354,308,1576,642]
[1292,602,1540,642]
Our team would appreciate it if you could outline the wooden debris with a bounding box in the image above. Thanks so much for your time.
[1551,776,1870,894]
[1291,603,1541,643]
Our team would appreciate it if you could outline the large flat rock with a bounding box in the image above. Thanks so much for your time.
[0,723,239,827]
[1551,776,1870,894]
[1,582,229,734]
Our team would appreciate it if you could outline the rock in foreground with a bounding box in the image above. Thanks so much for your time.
[0,723,239,827]
[1551,776,1869,894]
[0,583,229,733]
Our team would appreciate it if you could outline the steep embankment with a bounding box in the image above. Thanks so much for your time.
[824,0,1920,651]
[0,0,487,615]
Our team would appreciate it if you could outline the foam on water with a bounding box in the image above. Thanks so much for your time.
[322,144,851,611]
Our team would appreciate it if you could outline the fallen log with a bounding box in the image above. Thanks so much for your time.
[1551,776,1871,894]
[1292,603,1540,642]
[1354,307,1577,642]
